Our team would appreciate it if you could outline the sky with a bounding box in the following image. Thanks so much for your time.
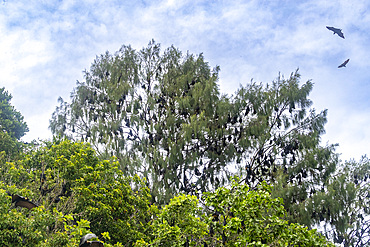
[0,0,369,162]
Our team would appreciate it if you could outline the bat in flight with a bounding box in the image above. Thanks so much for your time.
[7,192,38,210]
[326,26,345,39]
[79,233,104,247]
[338,59,350,68]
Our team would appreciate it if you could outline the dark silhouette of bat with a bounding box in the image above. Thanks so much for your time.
[326,26,345,39]
[338,59,350,68]
[195,167,201,176]
[7,192,38,210]
[79,233,104,247]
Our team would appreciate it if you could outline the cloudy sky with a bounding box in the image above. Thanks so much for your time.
[0,0,369,161]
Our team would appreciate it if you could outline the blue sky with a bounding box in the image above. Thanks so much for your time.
[0,0,369,161]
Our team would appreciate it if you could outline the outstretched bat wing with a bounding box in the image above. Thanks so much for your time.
[338,59,350,68]
[336,29,345,39]
[326,26,336,32]
[15,199,38,210]
[326,26,345,39]
[11,194,38,209]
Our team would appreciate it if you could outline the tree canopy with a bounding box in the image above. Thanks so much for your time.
[0,138,334,246]
[50,40,233,204]
[136,178,334,246]
[48,41,363,245]
[0,39,356,246]
[0,87,29,158]
[49,41,338,211]
[0,138,152,246]
[0,87,28,140]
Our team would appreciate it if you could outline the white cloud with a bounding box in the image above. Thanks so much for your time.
[323,109,370,161]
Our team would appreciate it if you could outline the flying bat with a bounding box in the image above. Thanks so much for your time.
[326,26,345,39]
[7,192,38,210]
[79,233,104,247]
[338,59,350,68]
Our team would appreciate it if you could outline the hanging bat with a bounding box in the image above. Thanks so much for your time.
[326,26,345,39]
[7,192,38,210]
[79,233,104,247]
[195,167,201,176]
[338,59,350,68]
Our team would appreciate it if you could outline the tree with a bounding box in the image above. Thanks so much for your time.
[0,131,19,158]
[0,87,29,158]
[0,186,122,246]
[0,87,28,140]
[229,71,339,229]
[135,177,334,246]
[0,138,153,245]
[73,170,154,244]
[50,40,234,204]
[309,156,370,246]
[49,41,342,236]
[0,138,334,246]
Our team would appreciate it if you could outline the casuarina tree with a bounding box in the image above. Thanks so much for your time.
[50,41,339,216]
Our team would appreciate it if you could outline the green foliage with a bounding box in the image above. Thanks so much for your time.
[136,177,334,246]
[74,171,154,244]
[0,87,28,140]
[232,71,338,187]
[50,40,234,204]
[146,194,208,246]
[49,42,339,222]
[1,40,351,245]
[0,132,19,159]
[0,135,335,246]
[0,87,29,159]
[229,71,339,232]
[0,137,334,246]
[0,187,96,246]
[310,156,370,246]
[48,40,347,243]
[204,179,287,246]
[0,139,103,214]
[0,139,153,246]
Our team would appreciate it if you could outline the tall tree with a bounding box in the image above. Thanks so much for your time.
[311,156,370,246]
[226,71,338,229]
[49,41,357,242]
[50,41,339,217]
[50,40,234,204]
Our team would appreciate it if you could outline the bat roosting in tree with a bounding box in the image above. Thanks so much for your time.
[7,192,38,210]
[326,26,345,39]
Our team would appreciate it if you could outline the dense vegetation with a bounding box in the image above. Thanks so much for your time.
[0,87,28,159]
[0,41,368,246]
[0,139,333,246]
